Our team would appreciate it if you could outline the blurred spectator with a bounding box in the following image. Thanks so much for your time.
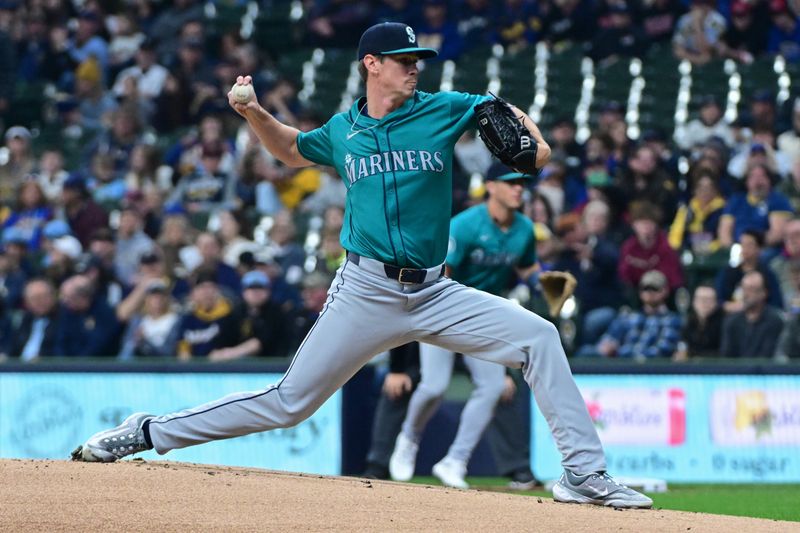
[720,271,784,357]
[69,10,109,75]
[292,271,333,348]
[618,201,684,294]
[668,173,726,254]
[455,0,493,48]
[542,0,596,47]
[266,210,306,286]
[305,0,373,48]
[674,284,723,360]
[723,0,771,63]
[78,252,124,309]
[417,0,464,61]
[149,0,204,62]
[638,0,686,44]
[770,218,800,310]
[588,4,648,61]
[36,149,69,202]
[767,0,800,62]
[168,140,237,214]
[87,106,143,173]
[54,274,120,356]
[118,279,179,359]
[525,191,558,265]
[552,202,622,345]
[718,163,794,249]
[537,157,569,217]
[124,144,165,194]
[107,12,146,70]
[208,270,294,361]
[548,116,584,173]
[672,0,727,65]
[157,213,195,276]
[0,241,27,309]
[727,129,793,180]
[219,211,258,268]
[89,153,126,206]
[193,232,241,295]
[261,79,301,127]
[114,206,155,287]
[616,145,679,226]
[12,279,59,361]
[42,234,81,288]
[777,98,800,164]
[374,0,420,26]
[0,16,13,117]
[493,0,542,51]
[316,229,346,277]
[74,57,117,132]
[61,175,109,248]
[116,250,188,324]
[776,309,800,359]
[745,90,778,133]
[87,228,117,281]
[176,268,240,360]
[577,270,682,359]
[0,126,35,202]
[716,229,784,313]
[2,179,52,251]
[596,101,624,136]
[674,95,735,150]
[112,38,168,116]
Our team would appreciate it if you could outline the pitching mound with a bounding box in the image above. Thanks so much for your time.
[0,459,792,532]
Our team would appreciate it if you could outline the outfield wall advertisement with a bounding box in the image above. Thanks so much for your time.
[532,375,800,482]
[0,373,341,475]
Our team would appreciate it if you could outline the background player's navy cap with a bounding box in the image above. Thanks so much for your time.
[485,161,533,182]
[357,23,438,60]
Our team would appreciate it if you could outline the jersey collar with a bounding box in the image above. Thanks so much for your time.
[349,91,419,126]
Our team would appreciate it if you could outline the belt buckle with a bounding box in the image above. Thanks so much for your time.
[397,267,418,284]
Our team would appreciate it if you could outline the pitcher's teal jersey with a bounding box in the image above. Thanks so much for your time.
[296,90,490,268]
[446,203,537,296]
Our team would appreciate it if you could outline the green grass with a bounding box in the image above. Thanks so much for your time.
[411,477,800,522]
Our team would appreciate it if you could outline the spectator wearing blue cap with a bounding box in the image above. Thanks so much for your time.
[208,270,293,361]
[69,11,109,76]
[2,180,52,251]
[42,219,72,241]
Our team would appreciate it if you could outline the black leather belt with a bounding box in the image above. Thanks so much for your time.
[347,252,445,284]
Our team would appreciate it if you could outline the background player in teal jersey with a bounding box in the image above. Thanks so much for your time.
[389,161,538,489]
[72,22,652,509]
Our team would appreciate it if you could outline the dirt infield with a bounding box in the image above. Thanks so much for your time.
[0,459,794,532]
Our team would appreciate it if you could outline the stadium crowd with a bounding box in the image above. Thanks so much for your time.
[0,0,799,361]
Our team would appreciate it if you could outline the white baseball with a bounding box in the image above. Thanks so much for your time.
[231,83,255,104]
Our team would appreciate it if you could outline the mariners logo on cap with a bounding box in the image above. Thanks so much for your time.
[406,26,416,43]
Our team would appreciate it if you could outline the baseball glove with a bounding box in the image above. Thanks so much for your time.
[474,94,539,175]
[539,271,577,317]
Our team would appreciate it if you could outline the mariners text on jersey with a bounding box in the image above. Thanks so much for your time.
[343,150,445,185]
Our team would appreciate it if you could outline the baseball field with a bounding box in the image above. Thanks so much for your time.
[1,459,797,532]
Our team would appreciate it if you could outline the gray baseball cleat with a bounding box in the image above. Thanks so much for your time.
[71,412,154,462]
[552,470,653,508]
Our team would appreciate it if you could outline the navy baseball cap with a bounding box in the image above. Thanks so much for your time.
[485,161,533,182]
[357,23,438,60]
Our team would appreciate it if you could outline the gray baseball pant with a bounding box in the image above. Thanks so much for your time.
[147,256,606,474]
[401,343,506,464]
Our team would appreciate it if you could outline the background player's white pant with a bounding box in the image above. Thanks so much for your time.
[401,344,505,464]
[147,258,606,474]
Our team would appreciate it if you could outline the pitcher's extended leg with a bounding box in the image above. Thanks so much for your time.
[148,261,410,453]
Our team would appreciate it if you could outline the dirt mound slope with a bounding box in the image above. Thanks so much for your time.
[0,459,793,532]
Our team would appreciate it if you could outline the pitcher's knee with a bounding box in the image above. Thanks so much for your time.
[477,377,506,401]
[276,403,315,428]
